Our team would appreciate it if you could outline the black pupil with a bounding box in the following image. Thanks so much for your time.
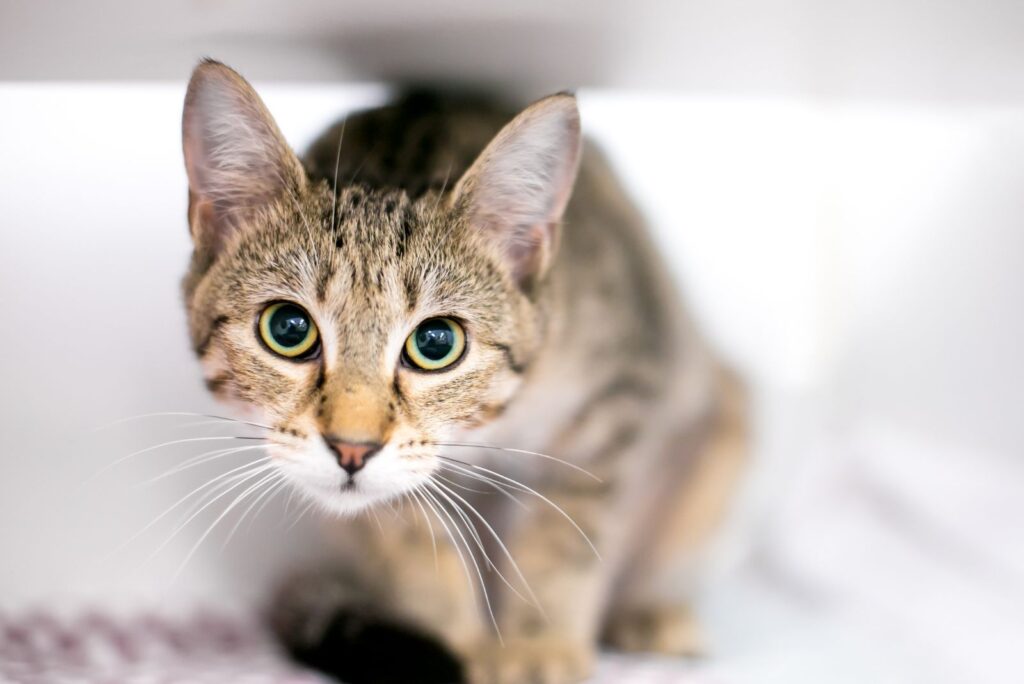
[415,319,455,361]
[269,305,311,348]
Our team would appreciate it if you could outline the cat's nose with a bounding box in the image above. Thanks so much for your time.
[325,438,381,476]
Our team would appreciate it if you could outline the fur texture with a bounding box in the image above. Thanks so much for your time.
[181,61,747,684]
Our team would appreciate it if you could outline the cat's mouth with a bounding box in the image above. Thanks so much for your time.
[272,439,435,516]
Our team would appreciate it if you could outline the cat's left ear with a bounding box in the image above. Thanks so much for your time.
[453,93,582,291]
[182,60,305,256]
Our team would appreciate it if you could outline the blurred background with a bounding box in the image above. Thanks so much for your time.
[1,1,1023,682]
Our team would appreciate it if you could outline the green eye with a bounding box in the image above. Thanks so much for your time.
[403,318,466,371]
[258,302,320,359]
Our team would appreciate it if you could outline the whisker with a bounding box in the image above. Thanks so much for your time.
[331,119,347,231]
[109,457,275,559]
[88,435,268,483]
[250,477,292,526]
[171,470,282,581]
[92,412,273,433]
[220,473,289,550]
[420,487,503,644]
[417,488,468,583]
[427,482,491,571]
[383,498,401,521]
[285,496,319,532]
[167,419,269,433]
[435,473,492,495]
[436,462,530,511]
[430,160,455,228]
[433,441,601,482]
[282,482,298,520]
[173,462,275,524]
[368,505,386,536]
[408,488,439,572]
[438,458,532,493]
[439,457,601,561]
[136,444,271,486]
[147,463,278,563]
[286,177,319,247]
[428,480,541,612]
[347,139,380,188]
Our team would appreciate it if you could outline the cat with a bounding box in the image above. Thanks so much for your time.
[180,59,747,684]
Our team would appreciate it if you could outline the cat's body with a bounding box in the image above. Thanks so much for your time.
[181,63,747,684]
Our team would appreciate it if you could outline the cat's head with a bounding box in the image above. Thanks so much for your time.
[180,61,580,514]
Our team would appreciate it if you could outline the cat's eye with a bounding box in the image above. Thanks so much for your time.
[403,318,466,371]
[258,302,320,359]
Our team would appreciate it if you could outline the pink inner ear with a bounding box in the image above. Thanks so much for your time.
[502,222,553,285]
[182,61,304,256]
[188,195,231,257]
[456,96,581,288]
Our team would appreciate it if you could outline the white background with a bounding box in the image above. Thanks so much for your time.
[2,1,1024,682]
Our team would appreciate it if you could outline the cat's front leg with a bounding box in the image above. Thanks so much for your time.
[272,510,484,667]
[464,634,595,684]
[461,480,617,684]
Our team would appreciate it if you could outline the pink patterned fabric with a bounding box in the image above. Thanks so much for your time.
[0,611,700,684]
[0,611,327,684]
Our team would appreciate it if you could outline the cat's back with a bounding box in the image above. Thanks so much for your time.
[304,89,515,198]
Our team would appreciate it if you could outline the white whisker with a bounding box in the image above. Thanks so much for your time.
[429,479,541,612]
[368,504,386,536]
[421,486,503,643]
[438,458,531,493]
[109,457,274,559]
[437,463,530,511]
[434,441,601,482]
[408,488,439,572]
[285,496,318,532]
[171,470,282,581]
[147,462,278,563]
[221,473,289,549]
[331,119,347,231]
[281,483,301,523]
[435,473,492,495]
[167,418,269,433]
[137,444,271,486]
[440,457,601,561]
[174,463,274,524]
[88,435,267,483]
[250,477,292,525]
[428,482,490,570]
[92,411,272,432]
[430,160,455,226]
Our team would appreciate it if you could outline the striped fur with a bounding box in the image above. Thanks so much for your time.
[181,61,747,684]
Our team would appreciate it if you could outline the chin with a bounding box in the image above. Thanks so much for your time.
[305,485,398,516]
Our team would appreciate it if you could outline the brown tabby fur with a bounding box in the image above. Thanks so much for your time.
[181,60,747,684]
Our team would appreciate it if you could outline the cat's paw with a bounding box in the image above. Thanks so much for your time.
[603,604,705,657]
[268,567,371,650]
[462,636,594,684]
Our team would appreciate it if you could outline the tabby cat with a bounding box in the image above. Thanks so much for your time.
[180,59,747,684]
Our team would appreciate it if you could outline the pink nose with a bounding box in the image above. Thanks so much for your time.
[325,439,381,476]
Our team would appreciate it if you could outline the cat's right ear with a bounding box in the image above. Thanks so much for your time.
[182,60,305,256]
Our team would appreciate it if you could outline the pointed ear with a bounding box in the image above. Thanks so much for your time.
[182,60,305,256]
[453,93,582,290]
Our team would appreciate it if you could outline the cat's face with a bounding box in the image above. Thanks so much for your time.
[181,61,580,514]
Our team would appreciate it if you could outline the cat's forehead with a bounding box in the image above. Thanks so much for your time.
[222,184,505,326]
[323,185,456,284]
[330,186,421,254]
